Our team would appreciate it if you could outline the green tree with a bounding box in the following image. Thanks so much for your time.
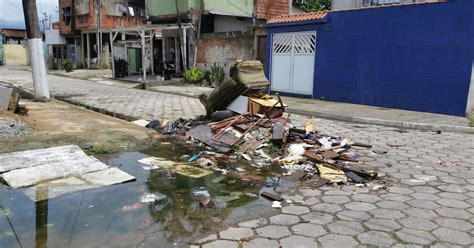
[293,0,331,12]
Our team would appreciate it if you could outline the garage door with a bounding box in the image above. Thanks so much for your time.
[271,32,316,95]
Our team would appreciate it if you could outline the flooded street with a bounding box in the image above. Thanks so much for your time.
[0,141,287,248]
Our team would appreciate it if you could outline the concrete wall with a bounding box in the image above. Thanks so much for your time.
[266,1,474,116]
[214,16,252,33]
[45,29,66,45]
[197,32,253,73]
[3,44,29,65]
[147,0,254,18]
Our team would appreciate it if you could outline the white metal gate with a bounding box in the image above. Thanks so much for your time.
[271,32,316,95]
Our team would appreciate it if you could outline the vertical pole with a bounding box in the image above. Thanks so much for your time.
[175,37,180,73]
[162,38,166,78]
[175,0,186,74]
[182,28,187,70]
[150,32,155,75]
[86,33,91,68]
[140,31,146,84]
[110,32,115,78]
[96,31,100,68]
[22,0,50,99]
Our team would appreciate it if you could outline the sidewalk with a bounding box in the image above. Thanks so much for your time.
[147,84,474,134]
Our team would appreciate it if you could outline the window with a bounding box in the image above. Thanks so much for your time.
[62,7,72,26]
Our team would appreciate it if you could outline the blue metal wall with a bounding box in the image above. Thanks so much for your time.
[266,1,474,116]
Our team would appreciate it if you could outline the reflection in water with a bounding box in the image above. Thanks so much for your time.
[35,189,47,248]
[0,141,281,247]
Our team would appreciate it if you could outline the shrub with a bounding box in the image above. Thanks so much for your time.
[114,58,128,78]
[186,67,205,84]
[63,59,74,73]
[209,63,225,86]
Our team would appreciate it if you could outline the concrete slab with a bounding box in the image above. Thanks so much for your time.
[0,145,89,173]
[0,85,13,111]
[21,168,136,202]
[81,167,136,186]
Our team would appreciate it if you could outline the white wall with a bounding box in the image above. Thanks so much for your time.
[45,29,66,45]
[466,62,474,114]
[331,0,362,10]
[213,16,252,33]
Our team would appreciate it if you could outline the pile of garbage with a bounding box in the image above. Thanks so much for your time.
[136,60,384,190]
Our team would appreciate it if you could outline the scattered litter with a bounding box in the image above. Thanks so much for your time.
[121,203,142,213]
[141,193,167,203]
[132,119,150,127]
[244,193,258,198]
[261,192,283,201]
[436,160,459,167]
[272,201,282,209]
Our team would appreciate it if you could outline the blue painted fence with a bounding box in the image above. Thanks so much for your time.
[266,0,474,116]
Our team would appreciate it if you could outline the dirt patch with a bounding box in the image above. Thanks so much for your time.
[0,99,155,154]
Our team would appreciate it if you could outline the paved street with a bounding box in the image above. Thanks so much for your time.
[0,67,205,120]
[193,115,474,247]
[1,67,474,247]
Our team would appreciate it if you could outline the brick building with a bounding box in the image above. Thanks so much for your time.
[58,0,146,69]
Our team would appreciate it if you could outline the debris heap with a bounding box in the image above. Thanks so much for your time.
[137,60,384,189]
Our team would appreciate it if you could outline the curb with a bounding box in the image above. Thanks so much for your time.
[287,108,474,134]
[146,87,201,99]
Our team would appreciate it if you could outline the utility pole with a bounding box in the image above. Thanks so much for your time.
[175,0,186,74]
[22,0,50,99]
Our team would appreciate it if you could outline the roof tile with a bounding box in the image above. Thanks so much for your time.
[267,11,328,24]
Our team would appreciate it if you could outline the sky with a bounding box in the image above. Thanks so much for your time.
[0,0,59,30]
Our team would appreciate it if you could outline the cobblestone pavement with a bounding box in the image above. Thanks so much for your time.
[2,67,474,247]
[0,67,205,120]
[194,116,474,248]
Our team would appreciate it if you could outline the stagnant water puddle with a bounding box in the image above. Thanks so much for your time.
[0,141,292,248]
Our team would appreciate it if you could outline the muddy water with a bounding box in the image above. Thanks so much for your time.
[0,141,288,248]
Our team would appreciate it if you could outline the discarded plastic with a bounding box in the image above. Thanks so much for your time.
[141,193,167,203]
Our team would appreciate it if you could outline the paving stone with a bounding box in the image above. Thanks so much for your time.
[432,227,474,246]
[434,218,474,231]
[437,192,468,201]
[311,203,343,214]
[322,195,350,204]
[431,242,463,248]
[327,221,365,235]
[369,208,406,219]
[382,193,412,202]
[437,185,465,193]
[269,214,300,226]
[364,218,401,232]
[406,199,440,210]
[291,223,327,237]
[436,199,471,209]
[282,205,310,215]
[412,186,439,194]
[336,210,370,221]
[302,197,319,206]
[219,227,254,241]
[410,192,440,201]
[318,234,358,248]
[256,225,291,239]
[301,212,334,225]
[243,238,278,248]
[376,200,409,210]
[283,194,305,203]
[238,218,268,228]
[395,228,436,245]
[351,194,381,203]
[403,208,438,219]
[435,207,471,219]
[399,217,438,231]
[345,202,377,211]
[202,240,239,248]
[280,235,319,248]
[324,189,352,196]
[196,234,217,244]
[388,186,414,195]
[357,231,395,247]
[299,188,321,197]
